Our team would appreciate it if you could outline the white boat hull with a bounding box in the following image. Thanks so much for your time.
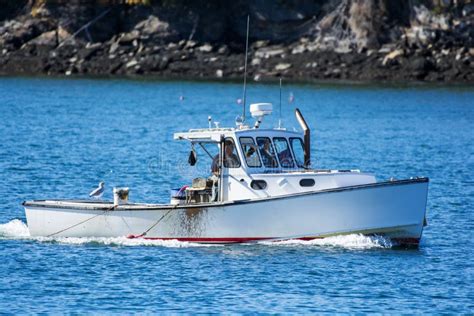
[24,178,429,246]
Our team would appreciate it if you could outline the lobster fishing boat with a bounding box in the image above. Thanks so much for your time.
[23,18,428,247]
[23,102,429,246]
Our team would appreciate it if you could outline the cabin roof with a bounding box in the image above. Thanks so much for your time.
[174,127,302,142]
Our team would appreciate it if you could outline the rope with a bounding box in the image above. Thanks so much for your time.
[128,208,175,239]
[46,205,115,237]
[46,202,176,239]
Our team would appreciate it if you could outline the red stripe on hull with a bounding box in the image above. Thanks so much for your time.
[128,236,420,246]
[140,237,270,243]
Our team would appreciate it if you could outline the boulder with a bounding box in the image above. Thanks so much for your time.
[253,40,270,49]
[185,40,197,49]
[274,63,292,71]
[26,27,72,47]
[2,19,54,49]
[462,4,474,17]
[134,15,170,35]
[126,59,138,68]
[119,31,140,45]
[382,49,404,66]
[251,58,261,66]
[408,56,434,73]
[217,45,229,55]
[291,44,306,55]
[255,46,286,59]
[78,44,101,61]
[197,43,213,53]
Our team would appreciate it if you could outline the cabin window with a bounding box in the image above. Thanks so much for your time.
[239,137,262,168]
[256,137,279,168]
[273,137,295,168]
[211,138,240,173]
[290,138,305,168]
[250,180,267,190]
[223,138,241,168]
[299,179,315,187]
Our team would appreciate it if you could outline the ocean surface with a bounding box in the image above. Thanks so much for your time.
[0,77,472,313]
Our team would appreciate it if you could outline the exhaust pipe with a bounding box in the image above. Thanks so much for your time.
[295,108,310,167]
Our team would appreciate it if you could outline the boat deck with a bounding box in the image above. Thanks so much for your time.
[23,178,428,211]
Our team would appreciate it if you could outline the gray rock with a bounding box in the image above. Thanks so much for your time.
[255,46,286,59]
[253,40,270,49]
[251,58,261,66]
[159,57,169,70]
[291,44,306,55]
[382,49,404,66]
[126,59,138,68]
[198,43,213,53]
[217,45,229,55]
[334,46,352,54]
[185,40,197,49]
[109,42,119,54]
[409,57,434,73]
[462,4,474,17]
[275,63,292,71]
[134,15,169,35]
[119,31,140,45]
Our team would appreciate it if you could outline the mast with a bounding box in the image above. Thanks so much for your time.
[241,15,250,123]
[279,78,282,128]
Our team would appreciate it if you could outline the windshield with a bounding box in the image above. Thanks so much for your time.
[256,137,279,168]
[273,137,295,168]
[239,137,261,168]
[290,138,305,168]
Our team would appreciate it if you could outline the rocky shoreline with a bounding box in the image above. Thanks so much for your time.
[1,1,473,83]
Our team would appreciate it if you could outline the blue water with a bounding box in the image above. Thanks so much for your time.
[0,78,473,313]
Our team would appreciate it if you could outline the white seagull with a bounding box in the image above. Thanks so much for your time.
[89,181,105,199]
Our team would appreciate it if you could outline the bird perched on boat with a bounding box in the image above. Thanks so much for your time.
[89,181,105,199]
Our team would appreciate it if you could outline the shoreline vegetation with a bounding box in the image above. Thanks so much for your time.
[0,0,473,83]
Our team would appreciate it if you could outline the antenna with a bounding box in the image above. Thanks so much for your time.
[241,15,250,123]
[278,78,282,128]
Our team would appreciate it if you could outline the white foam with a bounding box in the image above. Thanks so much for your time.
[0,220,392,249]
[34,236,209,248]
[260,234,393,249]
[0,219,30,237]
[0,220,213,248]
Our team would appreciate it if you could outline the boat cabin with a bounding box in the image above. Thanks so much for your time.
[172,103,375,204]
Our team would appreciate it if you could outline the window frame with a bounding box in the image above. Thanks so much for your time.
[239,137,262,168]
[256,137,279,168]
[272,137,295,168]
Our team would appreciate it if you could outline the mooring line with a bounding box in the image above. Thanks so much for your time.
[128,207,175,239]
[46,205,116,238]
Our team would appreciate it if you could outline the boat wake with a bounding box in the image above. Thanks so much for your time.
[0,219,30,237]
[0,220,392,249]
[260,234,393,249]
[0,220,208,248]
